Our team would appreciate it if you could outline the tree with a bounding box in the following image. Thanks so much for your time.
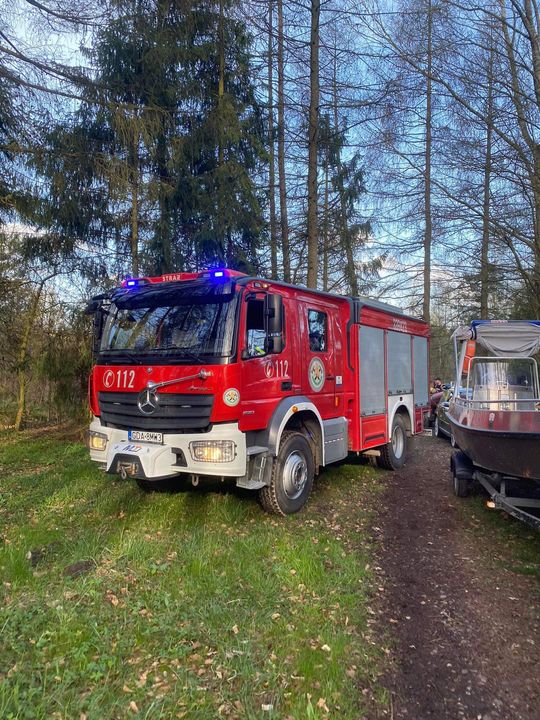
[276,0,291,281]
[306,0,320,288]
[267,0,278,279]
[32,0,267,277]
[0,77,18,225]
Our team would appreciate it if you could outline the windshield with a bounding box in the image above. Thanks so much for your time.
[100,283,238,363]
[467,357,540,409]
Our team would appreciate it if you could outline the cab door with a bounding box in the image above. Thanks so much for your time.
[301,302,337,419]
[238,291,295,432]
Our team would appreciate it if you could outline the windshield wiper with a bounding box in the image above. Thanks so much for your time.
[98,350,145,365]
[151,347,209,363]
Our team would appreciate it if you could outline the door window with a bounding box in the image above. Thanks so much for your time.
[308,310,327,352]
[245,298,267,357]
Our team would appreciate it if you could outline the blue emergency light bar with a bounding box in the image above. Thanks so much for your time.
[122,277,150,289]
[200,268,229,281]
[121,269,235,288]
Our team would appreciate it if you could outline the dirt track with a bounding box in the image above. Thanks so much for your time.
[373,434,540,720]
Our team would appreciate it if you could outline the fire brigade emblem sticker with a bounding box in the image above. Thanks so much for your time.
[308,357,325,392]
[223,388,240,407]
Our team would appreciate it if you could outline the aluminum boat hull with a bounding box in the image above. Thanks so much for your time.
[448,401,540,480]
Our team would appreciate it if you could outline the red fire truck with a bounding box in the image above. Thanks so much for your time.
[86,269,429,514]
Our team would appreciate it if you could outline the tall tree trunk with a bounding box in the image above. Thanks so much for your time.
[306,0,320,288]
[498,0,540,313]
[322,159,329,291]
[277,0,290,281]
[423,0,433,323]
[480,41,494,319]
[15,281,45,431]
[218,0,226,261]
[332,49,359,296]
[532,146,540,316]
[268,0,278,279]
[156,134,172,273]
[130,124,139,276]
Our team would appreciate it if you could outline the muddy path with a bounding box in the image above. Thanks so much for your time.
[373,435,540,720]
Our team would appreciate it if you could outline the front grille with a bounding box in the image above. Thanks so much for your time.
[98,391,214,432]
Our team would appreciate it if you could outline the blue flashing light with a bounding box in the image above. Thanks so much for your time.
[126,279,138,287]
[200,268,229,281]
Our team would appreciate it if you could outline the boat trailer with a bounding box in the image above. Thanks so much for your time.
[451,451,540,532]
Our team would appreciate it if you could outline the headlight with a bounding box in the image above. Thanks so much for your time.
[189,440,236,463]
[86,430,108,451]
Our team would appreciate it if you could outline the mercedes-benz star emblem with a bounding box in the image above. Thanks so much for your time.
[137,388,160,415]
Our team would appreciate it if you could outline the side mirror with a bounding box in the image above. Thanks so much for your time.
[87,299,110,357]
[264,293,283,354]
[85,293,109,314]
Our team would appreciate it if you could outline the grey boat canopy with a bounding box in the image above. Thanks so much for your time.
[453,320,540,358]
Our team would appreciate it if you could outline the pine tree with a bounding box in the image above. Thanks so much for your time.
[31,0,266,276]
[0,77,19,225]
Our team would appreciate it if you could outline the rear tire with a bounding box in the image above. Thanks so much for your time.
[452,469,469,497]
[378,414,408,470]
[259,431,314,515]
[434,415,442,438]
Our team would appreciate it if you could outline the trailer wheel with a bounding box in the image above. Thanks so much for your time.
[378,414,408,470]
[259,431,314,515]
[450,451,473,497]
[452,468,469,497]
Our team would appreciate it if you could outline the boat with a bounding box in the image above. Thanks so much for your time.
[447,321,540,530]
[447,320,540,479]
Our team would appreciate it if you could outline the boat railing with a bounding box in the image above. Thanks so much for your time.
[455,396,540,411]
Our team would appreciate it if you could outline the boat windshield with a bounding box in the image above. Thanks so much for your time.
[467,357,540,410]
[99,282,239,364]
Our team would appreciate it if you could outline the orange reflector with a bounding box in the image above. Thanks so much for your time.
[292,405,298,413]
[486,500,496,509]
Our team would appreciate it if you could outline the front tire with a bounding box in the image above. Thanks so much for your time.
[259,431,314,515]
[378,414,408,470]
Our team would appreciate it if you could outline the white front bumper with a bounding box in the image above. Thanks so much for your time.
[89,417,247,479]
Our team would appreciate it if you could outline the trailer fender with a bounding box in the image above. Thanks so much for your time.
[450,450,474,480]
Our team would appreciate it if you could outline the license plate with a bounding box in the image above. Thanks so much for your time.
[128,430,163,444]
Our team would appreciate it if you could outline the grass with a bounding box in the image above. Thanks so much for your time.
[0,430,386,720]
[458,491,540,585]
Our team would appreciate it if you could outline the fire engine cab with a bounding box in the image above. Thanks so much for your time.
[86,269,430,514]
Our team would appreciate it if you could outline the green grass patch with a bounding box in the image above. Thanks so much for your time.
[457,493,540,584]
[0,432,385,719]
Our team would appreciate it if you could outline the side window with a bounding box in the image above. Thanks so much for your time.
[246,299,267,357]
[308,310,327,352]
